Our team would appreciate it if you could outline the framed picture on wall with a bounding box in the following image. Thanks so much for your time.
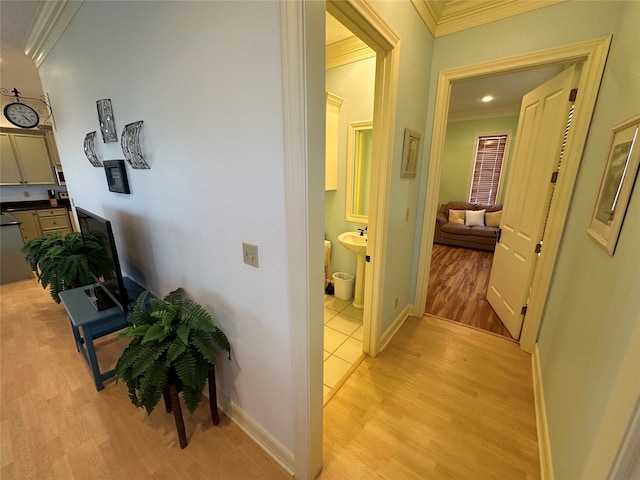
[586,114,640,255]
[400,128,421,179]
[104,160,130,194]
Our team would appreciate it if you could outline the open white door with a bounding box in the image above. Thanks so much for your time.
[487,65,578,339]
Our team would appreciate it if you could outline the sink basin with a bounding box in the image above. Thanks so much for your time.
[337,231,367,309]
[337,231,367,255]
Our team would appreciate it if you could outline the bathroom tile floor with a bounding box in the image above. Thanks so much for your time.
[323,294,364,402]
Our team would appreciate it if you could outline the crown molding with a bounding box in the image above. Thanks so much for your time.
[24,1,83,68]
[412,0,566,38]
[326,35,375,70]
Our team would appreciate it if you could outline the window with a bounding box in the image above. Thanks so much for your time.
[469,134,508,204]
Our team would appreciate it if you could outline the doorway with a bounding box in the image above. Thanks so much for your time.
[323,11,375,403]
[414,36,611,353]
[425,64,570,340]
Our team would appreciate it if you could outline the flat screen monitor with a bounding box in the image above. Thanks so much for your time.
[76,207,128,311]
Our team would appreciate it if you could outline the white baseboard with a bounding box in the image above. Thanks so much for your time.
[533,344,554,480]
[379,304,412,352]
[206,390,295,476]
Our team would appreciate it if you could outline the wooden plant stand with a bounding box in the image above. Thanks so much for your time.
[162,365,220,449]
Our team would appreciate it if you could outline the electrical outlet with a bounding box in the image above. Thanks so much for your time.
[242,242,259,268]
[405,208,410,221]
[394,297,399,308]
[23,191,30,198]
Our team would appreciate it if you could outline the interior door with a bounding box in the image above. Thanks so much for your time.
[487,65,578,339]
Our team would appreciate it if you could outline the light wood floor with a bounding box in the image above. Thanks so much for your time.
[2,279,538,479]
[320,314,539,479]
[0,279,291,480]
[426,244,513,339]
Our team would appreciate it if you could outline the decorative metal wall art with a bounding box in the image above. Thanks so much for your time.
[104,160,130,194]
[83,131,102,167]
[121,120,149,169]
[96,99,118,143]
[1,87,55,128]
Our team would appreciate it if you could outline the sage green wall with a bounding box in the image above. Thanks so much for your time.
[439,116,519,207]
[325,57,375,279]
[371,0,433,331]
[420,1,640,477]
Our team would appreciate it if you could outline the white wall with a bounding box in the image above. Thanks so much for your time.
[39,0,295,454]
[423,1,640,477]
[325,56,375,278]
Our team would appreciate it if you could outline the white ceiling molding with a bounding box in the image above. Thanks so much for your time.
[24,0,83,68]
[326,36,375,70]
[412,0,566,37]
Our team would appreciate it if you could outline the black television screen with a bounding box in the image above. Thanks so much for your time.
[76,207,128,311]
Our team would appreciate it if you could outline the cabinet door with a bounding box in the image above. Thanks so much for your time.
[12,134,55,184]
[44,130,62,167]
[0,133,23,185]
[12,211,42,243]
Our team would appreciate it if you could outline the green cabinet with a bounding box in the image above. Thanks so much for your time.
[11,208,71,244]
[0,129,56,185]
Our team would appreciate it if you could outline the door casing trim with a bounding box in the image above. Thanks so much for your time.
[414,36,611,353]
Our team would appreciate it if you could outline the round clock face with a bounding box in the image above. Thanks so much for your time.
[3,102,40,128]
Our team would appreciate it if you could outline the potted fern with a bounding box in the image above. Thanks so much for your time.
[115,288,231,420]
[21,231,113,303]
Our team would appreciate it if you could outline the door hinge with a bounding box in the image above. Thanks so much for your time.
[551,171,559,184]
[569,88,578,102]
[535,242,542,254]
[365,255,371,263]
[521,305,528,316]
[496,228,502,244]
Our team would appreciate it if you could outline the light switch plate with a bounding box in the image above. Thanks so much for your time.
[242,242,259,268]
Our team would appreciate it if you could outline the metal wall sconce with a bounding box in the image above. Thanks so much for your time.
[83,131,102,167]
[97,99,118,143]
[121,120,149,169]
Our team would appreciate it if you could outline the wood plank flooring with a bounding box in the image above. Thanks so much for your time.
[426,244,513,339]
[320,314,539,479]
[2,278,538,479]
[0,279,291,480]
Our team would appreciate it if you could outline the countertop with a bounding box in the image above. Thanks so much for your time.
[1,199,72,212]
[0,212,20,227]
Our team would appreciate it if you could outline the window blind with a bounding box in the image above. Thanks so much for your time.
[469,135,507,204]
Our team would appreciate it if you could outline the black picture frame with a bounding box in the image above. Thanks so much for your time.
[103,160,130,194]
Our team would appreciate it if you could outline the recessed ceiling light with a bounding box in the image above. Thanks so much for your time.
[482,95,494,103]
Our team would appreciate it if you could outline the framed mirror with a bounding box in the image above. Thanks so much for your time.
[346,121,373,223]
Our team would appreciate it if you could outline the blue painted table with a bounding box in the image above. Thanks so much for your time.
[59,277,145,391]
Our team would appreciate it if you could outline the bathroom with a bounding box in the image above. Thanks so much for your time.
[322,12,376,401]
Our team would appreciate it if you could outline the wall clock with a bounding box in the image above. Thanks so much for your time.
[3,102,40,128]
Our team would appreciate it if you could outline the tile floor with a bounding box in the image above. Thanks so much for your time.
[323,294,364,400]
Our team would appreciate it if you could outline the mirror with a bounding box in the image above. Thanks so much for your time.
[346,121,373,223]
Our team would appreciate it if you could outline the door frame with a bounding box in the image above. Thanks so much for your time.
[282,1,400,478]
[414,36,611,353]
[326,0,400,357]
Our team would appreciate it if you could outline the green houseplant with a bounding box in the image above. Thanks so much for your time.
[115,288,231,415]
[21,231,113,303]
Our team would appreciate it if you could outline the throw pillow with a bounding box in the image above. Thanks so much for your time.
[466,209,486,226]
[485,210,502,228]
[448,209,465,224]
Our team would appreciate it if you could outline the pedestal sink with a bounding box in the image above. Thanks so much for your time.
[337,231,367,309]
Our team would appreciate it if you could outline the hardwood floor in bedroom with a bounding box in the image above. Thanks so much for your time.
[426,243,513,339]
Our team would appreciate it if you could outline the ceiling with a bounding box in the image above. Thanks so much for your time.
[2,1,565,121]
[0,1,45,100]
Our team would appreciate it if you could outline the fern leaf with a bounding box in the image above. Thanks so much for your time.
[166,339,188,364]
[177,323,189,345]
[117,324,150,339]
[174,349,197,388]
[164,288,186,305]
[181,299,216,333]
[141,324,168,344]
[211,327,232,359]
[191,334,219,365]
[132,342,169,378]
